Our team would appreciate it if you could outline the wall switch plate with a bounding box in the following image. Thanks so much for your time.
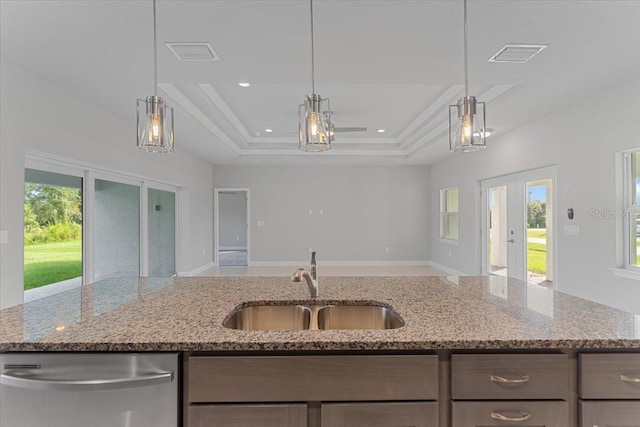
[257,220,265,227]
[308,209,313,215]
[0,230,6,244]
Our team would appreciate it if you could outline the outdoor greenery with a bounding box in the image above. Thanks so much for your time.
[527,200,546,229]
[24,183,82,290]
[527,242,547,274]
[24,240,82,290]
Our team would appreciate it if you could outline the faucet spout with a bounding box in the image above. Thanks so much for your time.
[291,268,319,299]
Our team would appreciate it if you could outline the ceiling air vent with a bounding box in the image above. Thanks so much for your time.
[165,42,219,61]
[487,44,548,63]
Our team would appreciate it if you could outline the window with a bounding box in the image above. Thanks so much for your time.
[624,151,640,269]
[441,187,459,241]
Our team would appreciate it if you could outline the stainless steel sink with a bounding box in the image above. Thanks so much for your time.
[316,305,404,330]
[223,305,312,330]
[223,302,404,331]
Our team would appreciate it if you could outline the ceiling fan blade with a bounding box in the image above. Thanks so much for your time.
[333,127,367,133]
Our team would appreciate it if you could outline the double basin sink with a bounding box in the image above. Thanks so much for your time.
[223,302,404,331]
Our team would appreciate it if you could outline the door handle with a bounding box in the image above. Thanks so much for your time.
[506,239,515,243]
[1,370,173,391]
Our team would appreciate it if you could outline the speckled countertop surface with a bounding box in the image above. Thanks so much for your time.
[1,275,639,352]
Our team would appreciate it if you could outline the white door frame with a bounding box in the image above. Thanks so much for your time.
[214,188,250,267]
[480,166,557,286]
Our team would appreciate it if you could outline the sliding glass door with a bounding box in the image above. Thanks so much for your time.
[147,188,176,276]
[94,178,140,281]
[24,157,178,301]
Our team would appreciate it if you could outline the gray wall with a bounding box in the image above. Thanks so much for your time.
[0,60,213,308]
[212,165,431,264]
[430,75,640,314]
[219,192,247,250]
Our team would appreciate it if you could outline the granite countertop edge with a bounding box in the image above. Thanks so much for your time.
[1,276,640,353]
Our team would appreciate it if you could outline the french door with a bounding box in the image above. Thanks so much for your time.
[481,167,555,286]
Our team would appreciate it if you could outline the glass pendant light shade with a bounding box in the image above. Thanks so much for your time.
[298,93,331,152]
[137,96,174,153]
[136,0,175,153]
[449,96,486,152]
[448,0,487,153]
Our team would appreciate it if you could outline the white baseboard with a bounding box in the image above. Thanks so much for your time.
[178,261,215,276]
[426,261,467,276]
[219,246,247,251]
[249,260,431,267]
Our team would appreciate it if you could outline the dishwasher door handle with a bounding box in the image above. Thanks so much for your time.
[1,370,173,391]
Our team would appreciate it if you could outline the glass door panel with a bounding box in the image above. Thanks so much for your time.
[148,188,175,276]
[526,179,553,285]
[94,179,140,280]
[23,168,83,295]
[488,185,508,277]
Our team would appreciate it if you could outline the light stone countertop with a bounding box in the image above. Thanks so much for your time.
[1,275,639,352]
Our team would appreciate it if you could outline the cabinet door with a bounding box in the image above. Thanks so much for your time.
[188,404,307,427]
[452,401,568,426]
[580,400,640,427]
[321,402,437,427]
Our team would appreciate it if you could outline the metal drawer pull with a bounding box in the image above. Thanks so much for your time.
[490,374,531,383]
[491,411,531,422]
[620,374,640,383]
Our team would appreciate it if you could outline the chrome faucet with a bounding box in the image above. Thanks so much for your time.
[291,252,319,298]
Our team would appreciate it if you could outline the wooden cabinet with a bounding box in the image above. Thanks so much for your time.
[186,355,438,427]
[451,353,570,427]
[579,354,640,427]
[188,404,307,427]
[322,402,438,427]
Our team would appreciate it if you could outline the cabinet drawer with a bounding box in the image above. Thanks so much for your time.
[188,404,307,427]
[580,353,640,399]
[452,401,568,427]
[188,355,438,403]
[322,402,438,427]
[451,354,569,400]
[580,400,640,427]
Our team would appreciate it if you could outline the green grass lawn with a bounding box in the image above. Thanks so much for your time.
[527,242,547,274]
[527,228,547,238]
[24,240,82,290]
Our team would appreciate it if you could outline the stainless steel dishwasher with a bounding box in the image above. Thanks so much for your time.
[0,353,178,427]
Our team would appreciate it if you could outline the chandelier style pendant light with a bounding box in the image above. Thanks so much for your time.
[137,0,174,153]
[449,0,486,152]
[298,0,331,152]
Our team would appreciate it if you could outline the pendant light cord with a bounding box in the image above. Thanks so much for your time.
[153,0,158,97]
[310,0,315,94]
[463,0,468,98]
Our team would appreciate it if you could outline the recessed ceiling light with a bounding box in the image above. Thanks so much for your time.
[238,82,251,88]
[264,128,273,133]
[377,129,386,133]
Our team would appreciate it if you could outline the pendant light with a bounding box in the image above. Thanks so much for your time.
[137,0,174,153]
[449,0,486,152]
[298,0,331,152]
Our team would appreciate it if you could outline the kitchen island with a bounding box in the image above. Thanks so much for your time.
[1,275,639,352]
[1,276,639,427]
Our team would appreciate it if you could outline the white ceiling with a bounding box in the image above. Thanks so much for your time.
[2,0,639,165]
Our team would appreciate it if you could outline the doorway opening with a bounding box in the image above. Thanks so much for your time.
[24,168,83,294]
[215,189,249,267]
